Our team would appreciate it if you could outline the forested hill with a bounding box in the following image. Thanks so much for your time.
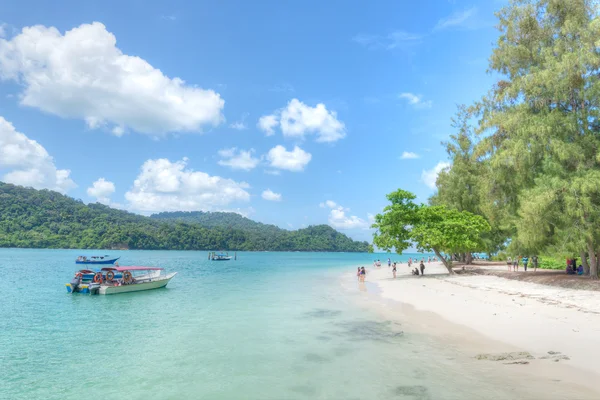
[0,182,370,252]
[151,211,284,234]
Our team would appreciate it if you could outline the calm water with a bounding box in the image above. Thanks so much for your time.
[0,249,570,399]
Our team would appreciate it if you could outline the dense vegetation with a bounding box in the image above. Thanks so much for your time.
[426,0,600,277]
[0,182,369,252]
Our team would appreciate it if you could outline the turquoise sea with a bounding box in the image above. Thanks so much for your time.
[0,249,570,399]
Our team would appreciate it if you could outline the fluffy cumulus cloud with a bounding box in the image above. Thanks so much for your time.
[87,178,116,204]
[257,115,278,136]
[0,116,75,193]
[399,93,432,109]
[321,200,370,230]
[266,145,312,172]
[400,151,420,160]
[258,99,346,143]
[0,22,224,136]
[261,189,282,202]
[217,148,260,171]
[125,158,250,213]
[422,161,451,189]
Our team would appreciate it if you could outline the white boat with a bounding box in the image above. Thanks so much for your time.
[98,266,176,295]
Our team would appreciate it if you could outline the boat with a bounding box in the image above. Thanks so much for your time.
[210,252,232,261]
[66,269,100,294]
[98,266,176,295]
[66,266,176,295]
[76,255,120,265]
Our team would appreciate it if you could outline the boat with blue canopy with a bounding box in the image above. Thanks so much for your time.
[76,255,120,265]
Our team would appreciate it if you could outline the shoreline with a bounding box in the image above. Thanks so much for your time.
[350,261,600,398]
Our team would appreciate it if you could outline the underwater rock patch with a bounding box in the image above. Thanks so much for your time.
[475,352,535,361]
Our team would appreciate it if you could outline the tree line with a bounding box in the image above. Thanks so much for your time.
[374,0,600,278]
[0,182,370,252]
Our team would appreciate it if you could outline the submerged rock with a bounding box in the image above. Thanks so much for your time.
[304,309,342,319]
[475,351,535,361]
[393,385,430,399]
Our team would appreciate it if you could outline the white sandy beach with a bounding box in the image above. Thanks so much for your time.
[358,261,600,397]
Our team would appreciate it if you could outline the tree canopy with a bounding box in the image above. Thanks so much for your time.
[372,189,490,273]
[0,182,369,252]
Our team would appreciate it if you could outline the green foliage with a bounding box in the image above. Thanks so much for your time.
[372,189,491,272]
[411,206,491,256]
[538,256,565,270]
[0,182,369,252]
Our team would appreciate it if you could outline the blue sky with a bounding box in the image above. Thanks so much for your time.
[0,0,504,241]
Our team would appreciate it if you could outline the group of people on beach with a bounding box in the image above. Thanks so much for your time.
[506,255,538,272]
[360,256,435,282]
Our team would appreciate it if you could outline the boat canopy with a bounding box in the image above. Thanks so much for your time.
[115,266,164,271]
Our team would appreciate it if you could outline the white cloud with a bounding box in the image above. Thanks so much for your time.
[326,202,369,230]
[262,189,282,202]
[258,99,346,143]
[266,145,312,172]
[264,169,281,176]
[434,7,479,31]
[217,148,260,171]
[87,178,115,205]
[0,116,76,193]
[320,200,338,209]
[258,115,279,136]
[229,113,249,130]
[422,161,451,189]
[400,151,420,159]
[0,22,224,136]
[0,23,7,38]
[399,93,432,109]
[125,158,250,213]
[353,30,422,50]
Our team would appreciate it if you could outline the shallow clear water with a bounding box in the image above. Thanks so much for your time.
[0,249,580,399]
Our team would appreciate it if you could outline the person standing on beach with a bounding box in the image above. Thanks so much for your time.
[388,258,391,267]
[408,258,412,268]
[507,256,512,271]
[513,257,518,271]
[420,260,425,275]
[532,255,538,272]
[522,256,529,272]
[360,266,366,282]
[392,263,397,278]
[357,267,361,281]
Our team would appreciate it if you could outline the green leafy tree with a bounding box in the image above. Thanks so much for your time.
[473,0,600,277]
[372,189,491,273]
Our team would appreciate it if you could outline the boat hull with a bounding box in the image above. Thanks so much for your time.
[65,283,100,294]
[212,257,231,261]
[76,257,120,265]
[99,273,176,295]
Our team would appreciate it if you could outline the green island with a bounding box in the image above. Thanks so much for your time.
[0,182,369,252]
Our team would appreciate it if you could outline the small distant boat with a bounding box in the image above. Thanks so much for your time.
[210,252,232,261]
[76,255,120,265]
[66,266,176,295]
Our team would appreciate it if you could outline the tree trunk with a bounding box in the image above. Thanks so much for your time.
[434,248,454,274]
[466,253,473,265]
[580,251,590,275]
[587,241,598,280]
